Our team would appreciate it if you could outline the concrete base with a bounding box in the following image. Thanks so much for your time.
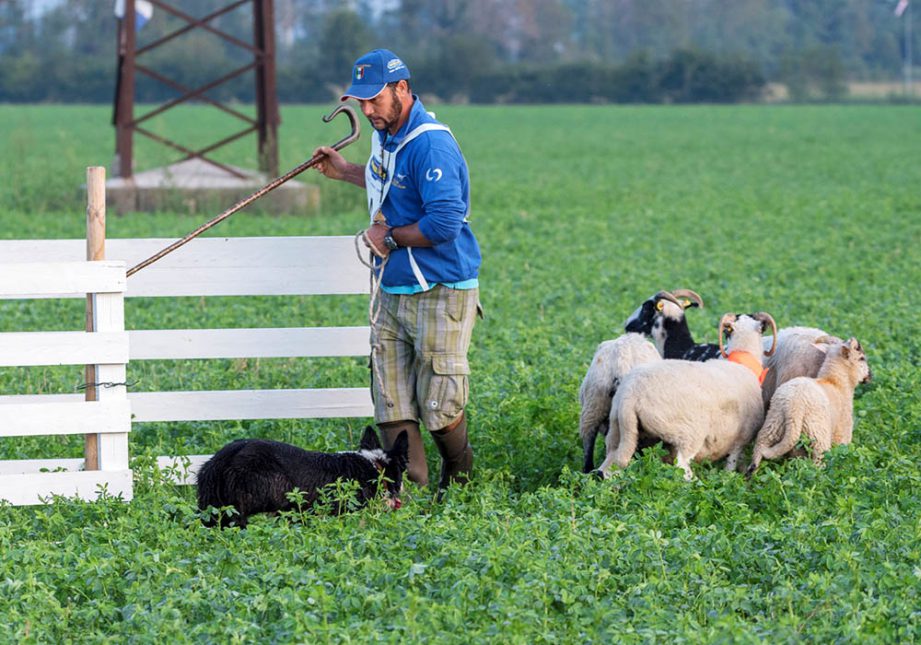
[105,158,319,215]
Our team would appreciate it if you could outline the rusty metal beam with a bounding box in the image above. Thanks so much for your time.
[254,0,279,176]
[135,126,250,179]
[114,2,137,178]
[191,125,259,158]
[112,0,280,182]
[147,0,260,55]
[136,64,257,125]
[131,62,257,127]
[136,0,250,56]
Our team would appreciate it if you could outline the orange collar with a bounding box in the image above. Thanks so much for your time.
[727,350,769,384]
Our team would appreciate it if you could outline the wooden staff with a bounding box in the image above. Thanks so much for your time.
[126,105,360,278]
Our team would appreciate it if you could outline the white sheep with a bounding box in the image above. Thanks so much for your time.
[760,326,840,408]
[579,290,708,472]
[746,336,871,476]
[595,312,777,481]
[578,333,661,472]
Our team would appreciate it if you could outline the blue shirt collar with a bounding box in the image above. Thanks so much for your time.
[377,96,434,150]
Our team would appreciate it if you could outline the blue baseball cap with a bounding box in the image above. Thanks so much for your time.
[340,49,411,101]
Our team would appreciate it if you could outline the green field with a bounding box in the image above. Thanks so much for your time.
[1,104,920,642]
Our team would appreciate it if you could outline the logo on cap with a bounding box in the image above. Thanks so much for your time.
[387,58,406,74]
[355,64,371,80]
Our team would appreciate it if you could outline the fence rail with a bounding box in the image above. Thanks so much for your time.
[0,235,373,504]
[0,260,131,505]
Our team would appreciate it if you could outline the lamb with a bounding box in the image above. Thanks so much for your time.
[625,289,722,361]
[746,337,871,476]
[578,333,661,472]
[595,312,777,481]
[760,326,839,408]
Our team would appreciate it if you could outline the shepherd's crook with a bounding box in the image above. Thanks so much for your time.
[126,105,360,278]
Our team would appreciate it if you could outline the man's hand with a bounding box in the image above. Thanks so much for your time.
[312,146,350,180]
[363,222,390,258]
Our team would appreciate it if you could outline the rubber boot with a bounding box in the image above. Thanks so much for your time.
[379,420,428,486]
[430,413,473,493]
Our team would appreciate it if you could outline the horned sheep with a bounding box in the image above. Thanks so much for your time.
[625,289,722,361]
[746,336,871,476]
[595,312,777,481]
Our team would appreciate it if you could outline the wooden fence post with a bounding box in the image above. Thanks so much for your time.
[85,166,106,470]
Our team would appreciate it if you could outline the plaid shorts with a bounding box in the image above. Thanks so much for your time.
[370,285,479,430]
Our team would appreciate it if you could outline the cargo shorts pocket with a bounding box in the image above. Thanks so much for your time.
[422,353,470,427]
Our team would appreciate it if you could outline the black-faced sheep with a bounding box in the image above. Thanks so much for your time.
[625,289,722,361]
[595,312,777,481]
[746,337,871,476]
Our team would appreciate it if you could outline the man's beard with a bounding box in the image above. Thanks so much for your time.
[376,87,403,132]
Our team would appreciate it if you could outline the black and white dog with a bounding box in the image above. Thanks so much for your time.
[197,426,409,528]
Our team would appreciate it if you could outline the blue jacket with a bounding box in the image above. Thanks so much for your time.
[369,98,481,290]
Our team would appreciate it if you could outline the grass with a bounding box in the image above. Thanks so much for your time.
[1,103,920,642]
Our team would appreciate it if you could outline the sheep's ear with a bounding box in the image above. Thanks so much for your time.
[360,426,382,451]
[847,337,862,352]
[680,298,698,309]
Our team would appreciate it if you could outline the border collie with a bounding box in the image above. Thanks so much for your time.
[197,426,408,528]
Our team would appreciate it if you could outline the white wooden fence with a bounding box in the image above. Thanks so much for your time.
[0,236,373,502]
[0,260,132,504]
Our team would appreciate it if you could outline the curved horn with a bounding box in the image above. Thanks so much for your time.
[718,313,737,358]
[670,289,704,309]
[654,290,683,307]
[753,312,778,356]
[323,104,361,152]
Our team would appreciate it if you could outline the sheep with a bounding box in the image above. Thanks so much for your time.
[760,326,840,408]
[578,333,661,472]
[595,312,778,481]
[625,289,722,361]
[746,337,871,476]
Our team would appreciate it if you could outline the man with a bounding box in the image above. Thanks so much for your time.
[313,49,481,493]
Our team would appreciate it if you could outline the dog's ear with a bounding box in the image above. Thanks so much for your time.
[360,425,381,451]
[389,430,409,468]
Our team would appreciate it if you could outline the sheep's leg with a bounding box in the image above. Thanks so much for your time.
[579,394,611,474]
[745,446,764,478]
[610,404,639,470]
[581,419,607,474]
[725,445,744,472]
[595,409,627,478]
[674,450,695,481]
[581,427,598,474]
[807,425,832,465]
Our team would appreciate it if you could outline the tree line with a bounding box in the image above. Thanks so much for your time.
[0,0,915,104]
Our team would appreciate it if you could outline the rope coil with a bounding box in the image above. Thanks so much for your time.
[354,230,393,410]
